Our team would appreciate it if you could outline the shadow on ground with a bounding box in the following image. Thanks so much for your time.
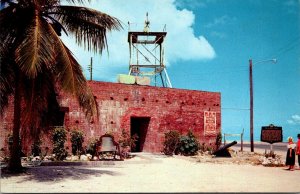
[1,166,122,183]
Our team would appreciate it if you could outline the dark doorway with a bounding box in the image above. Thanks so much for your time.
[54,110,66,126]
[41,93,67,127]
[130,117,150,152]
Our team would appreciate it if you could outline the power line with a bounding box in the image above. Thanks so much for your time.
[267,36,300,58]
[222,107,250,111]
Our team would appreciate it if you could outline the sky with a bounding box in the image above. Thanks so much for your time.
[61,0,300,142]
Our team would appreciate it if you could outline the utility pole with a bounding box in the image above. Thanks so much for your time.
[249,58,277,153]
[88,57,93,81]
[249,59,254,152]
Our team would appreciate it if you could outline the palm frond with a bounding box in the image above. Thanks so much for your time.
[77,86,98,121]
[0,5,18,54]
[45,15,68,36]
[21,70,53,129]
[1,0,102,123]
[65,0,83,3]
[47,22,85,93]
[51,5,122,53]
[45,21,98,117]
[0,51,15,115]
[54,45,98,118]
[62,0,89,4]
[20,69,62,138]
[15,13,56,78]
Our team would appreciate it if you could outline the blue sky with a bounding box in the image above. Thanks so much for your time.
[62,0,300,142]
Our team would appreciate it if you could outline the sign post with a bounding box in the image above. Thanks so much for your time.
[261,124,282,152]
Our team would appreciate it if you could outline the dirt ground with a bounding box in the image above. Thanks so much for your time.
[1,143,299,193]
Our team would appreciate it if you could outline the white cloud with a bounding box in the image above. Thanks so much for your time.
[175,0,207,9]
[287,114,300,125]
[61,0,216,81]
[204,15,237,29]
[284,0,298,6]
[283,0,299,14]
[210,31,227,39]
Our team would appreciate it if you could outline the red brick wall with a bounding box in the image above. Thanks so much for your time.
[0,81,221,156]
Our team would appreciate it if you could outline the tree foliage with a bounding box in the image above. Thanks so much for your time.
[52,127,67,161]
[163,130,180,156]
[86,138,98,157]
[70,130,84,155]
[0,0,121,171]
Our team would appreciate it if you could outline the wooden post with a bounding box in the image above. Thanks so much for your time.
[90,57,93,81]
[270,144,273,152]
[249,59,254,152]
[241,132,243,152]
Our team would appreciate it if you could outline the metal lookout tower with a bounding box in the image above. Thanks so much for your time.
[127,13,172,88]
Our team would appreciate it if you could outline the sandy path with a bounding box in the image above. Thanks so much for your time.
[1,152,299,193]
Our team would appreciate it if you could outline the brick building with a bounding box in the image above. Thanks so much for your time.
[0,81,221,156]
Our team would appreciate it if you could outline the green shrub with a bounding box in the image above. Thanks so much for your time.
[52,127,67,161]
[199,142,213,152]
[118,129,138,149]
[118,129,139,158]
[70,130,84,155]
[163,130,180,156]
[86,138,98,157]
[215,132,222,150]
[264,150,275,158]
[178,130,199,156]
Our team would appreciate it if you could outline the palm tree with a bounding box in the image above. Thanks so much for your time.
[0,0,122,171]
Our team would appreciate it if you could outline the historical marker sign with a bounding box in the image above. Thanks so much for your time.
[204,111,216,136]
[261,125,282,144]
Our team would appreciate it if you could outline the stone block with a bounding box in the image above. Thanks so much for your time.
[136,76,151,86]
[117,74,136,84]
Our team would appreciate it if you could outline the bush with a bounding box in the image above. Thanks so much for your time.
[118,129,138,159]
[215,132,222,150]
[163,130,180,156]
[199,142,213,152]
[264,150,275,158]
[86,138,98,157]
[118,129,138,149]
[178,130,199,156]
[70,130,84,155]
[52,127,67,161]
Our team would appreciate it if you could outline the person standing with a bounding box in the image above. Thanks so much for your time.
[286,137,296,171]
[296,134,300,170]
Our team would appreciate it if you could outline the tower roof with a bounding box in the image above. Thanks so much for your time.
[128,31,167,44]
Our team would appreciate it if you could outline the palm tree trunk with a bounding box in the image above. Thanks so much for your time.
[8,70,23,172]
